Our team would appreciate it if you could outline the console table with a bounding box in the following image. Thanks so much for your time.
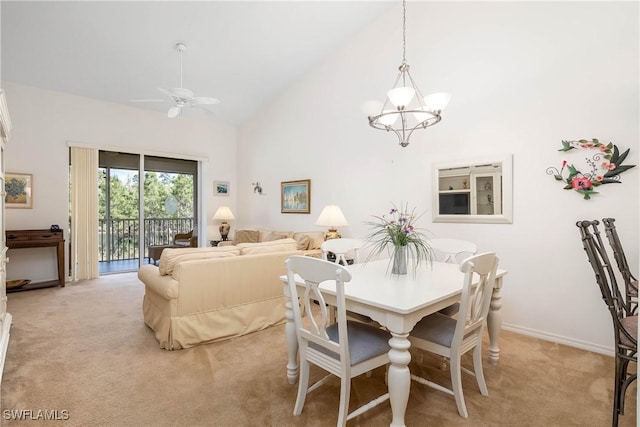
[6,229,65,291]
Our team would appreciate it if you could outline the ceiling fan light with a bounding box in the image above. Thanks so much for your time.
[167,106,181,118]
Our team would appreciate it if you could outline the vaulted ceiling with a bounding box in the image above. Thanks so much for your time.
[1,1,393,125]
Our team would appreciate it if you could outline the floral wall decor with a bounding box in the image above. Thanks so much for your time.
[546,139,636,200]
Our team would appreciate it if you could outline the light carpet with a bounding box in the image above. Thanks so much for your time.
[0,272,636,426]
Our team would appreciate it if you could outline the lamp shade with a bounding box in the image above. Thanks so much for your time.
[213,206,235,221]
[387,86,415,108]
[423,92,452,112]
[361,100,384,116]
[315,205,349,227]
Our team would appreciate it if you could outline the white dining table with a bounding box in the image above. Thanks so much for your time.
[282,258,507,427]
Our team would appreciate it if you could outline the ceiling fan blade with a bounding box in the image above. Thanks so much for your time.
[157,87,174,98]
[193,96,220,105]
[194,104,217,115]
[130,98,165,103]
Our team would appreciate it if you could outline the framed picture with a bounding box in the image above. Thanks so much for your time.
[214,180,229,196]
[281,179,311,214]
[5,172,33,209]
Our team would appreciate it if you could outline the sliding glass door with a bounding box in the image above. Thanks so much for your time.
[143,156,197,261]
[97,151,197,274]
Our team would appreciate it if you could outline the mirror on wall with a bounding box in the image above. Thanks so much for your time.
[432,154,513,224]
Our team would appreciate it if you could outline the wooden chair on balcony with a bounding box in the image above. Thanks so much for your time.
[173,230,197,247]
[147,230,197,265]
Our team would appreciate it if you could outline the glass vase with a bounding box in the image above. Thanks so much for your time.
[392,245,408,275]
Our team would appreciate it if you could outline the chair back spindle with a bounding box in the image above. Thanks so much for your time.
[602,218,638,315]
[577,220,630,322]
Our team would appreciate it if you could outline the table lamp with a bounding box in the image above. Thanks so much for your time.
[315,205,348,240]
[213,206,235,241]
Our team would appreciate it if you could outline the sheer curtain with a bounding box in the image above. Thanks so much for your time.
[70,146,99,280]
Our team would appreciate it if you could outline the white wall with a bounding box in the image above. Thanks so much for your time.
[237,2,639,353]
[2,81,237,282]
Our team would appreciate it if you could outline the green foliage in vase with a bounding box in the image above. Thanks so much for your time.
[364,203,433,271]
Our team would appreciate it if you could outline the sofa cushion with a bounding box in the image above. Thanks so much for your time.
[159,246,240,276]
[293,234,311,251]
[264,232,288,242]
[293,231,325,250]
[259,229,294,242]
[232,229,259,244]
[237,238,298,255]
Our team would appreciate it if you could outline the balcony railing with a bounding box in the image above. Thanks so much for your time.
[99,217,194,262]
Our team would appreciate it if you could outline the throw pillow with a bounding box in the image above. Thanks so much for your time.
[259,229,294,242]
[232,229,259,244]
[265,233,288,242]
[294,231,325,250]
[293,234,311,251]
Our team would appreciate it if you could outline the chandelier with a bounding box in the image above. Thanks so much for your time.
[364,0,451,147]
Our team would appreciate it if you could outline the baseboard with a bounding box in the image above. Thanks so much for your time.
[502,322,614,357]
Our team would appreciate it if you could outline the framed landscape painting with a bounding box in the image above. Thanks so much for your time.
[5,172,33,209]
[214,180,229,196]
[281,179,310,214]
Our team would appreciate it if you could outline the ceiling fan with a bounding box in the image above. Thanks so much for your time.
[132,43,220,118]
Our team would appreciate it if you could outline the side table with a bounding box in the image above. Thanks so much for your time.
[6,229,65,290]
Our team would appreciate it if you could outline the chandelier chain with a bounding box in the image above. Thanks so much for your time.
[402,0,407,64]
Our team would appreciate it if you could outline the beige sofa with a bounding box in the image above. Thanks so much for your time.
[138,239,302,350]
[220,228,324,258]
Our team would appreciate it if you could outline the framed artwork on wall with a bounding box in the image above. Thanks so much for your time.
[214,180,229,196]
[281,179,310,214]
[5,172,33,209]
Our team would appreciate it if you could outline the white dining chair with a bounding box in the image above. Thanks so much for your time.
[430,238,478,264]
[285,255,391,426]
[321,238,376,325]
[430,238,478,317]
[409,252,499,418]
[321,238,364,266]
